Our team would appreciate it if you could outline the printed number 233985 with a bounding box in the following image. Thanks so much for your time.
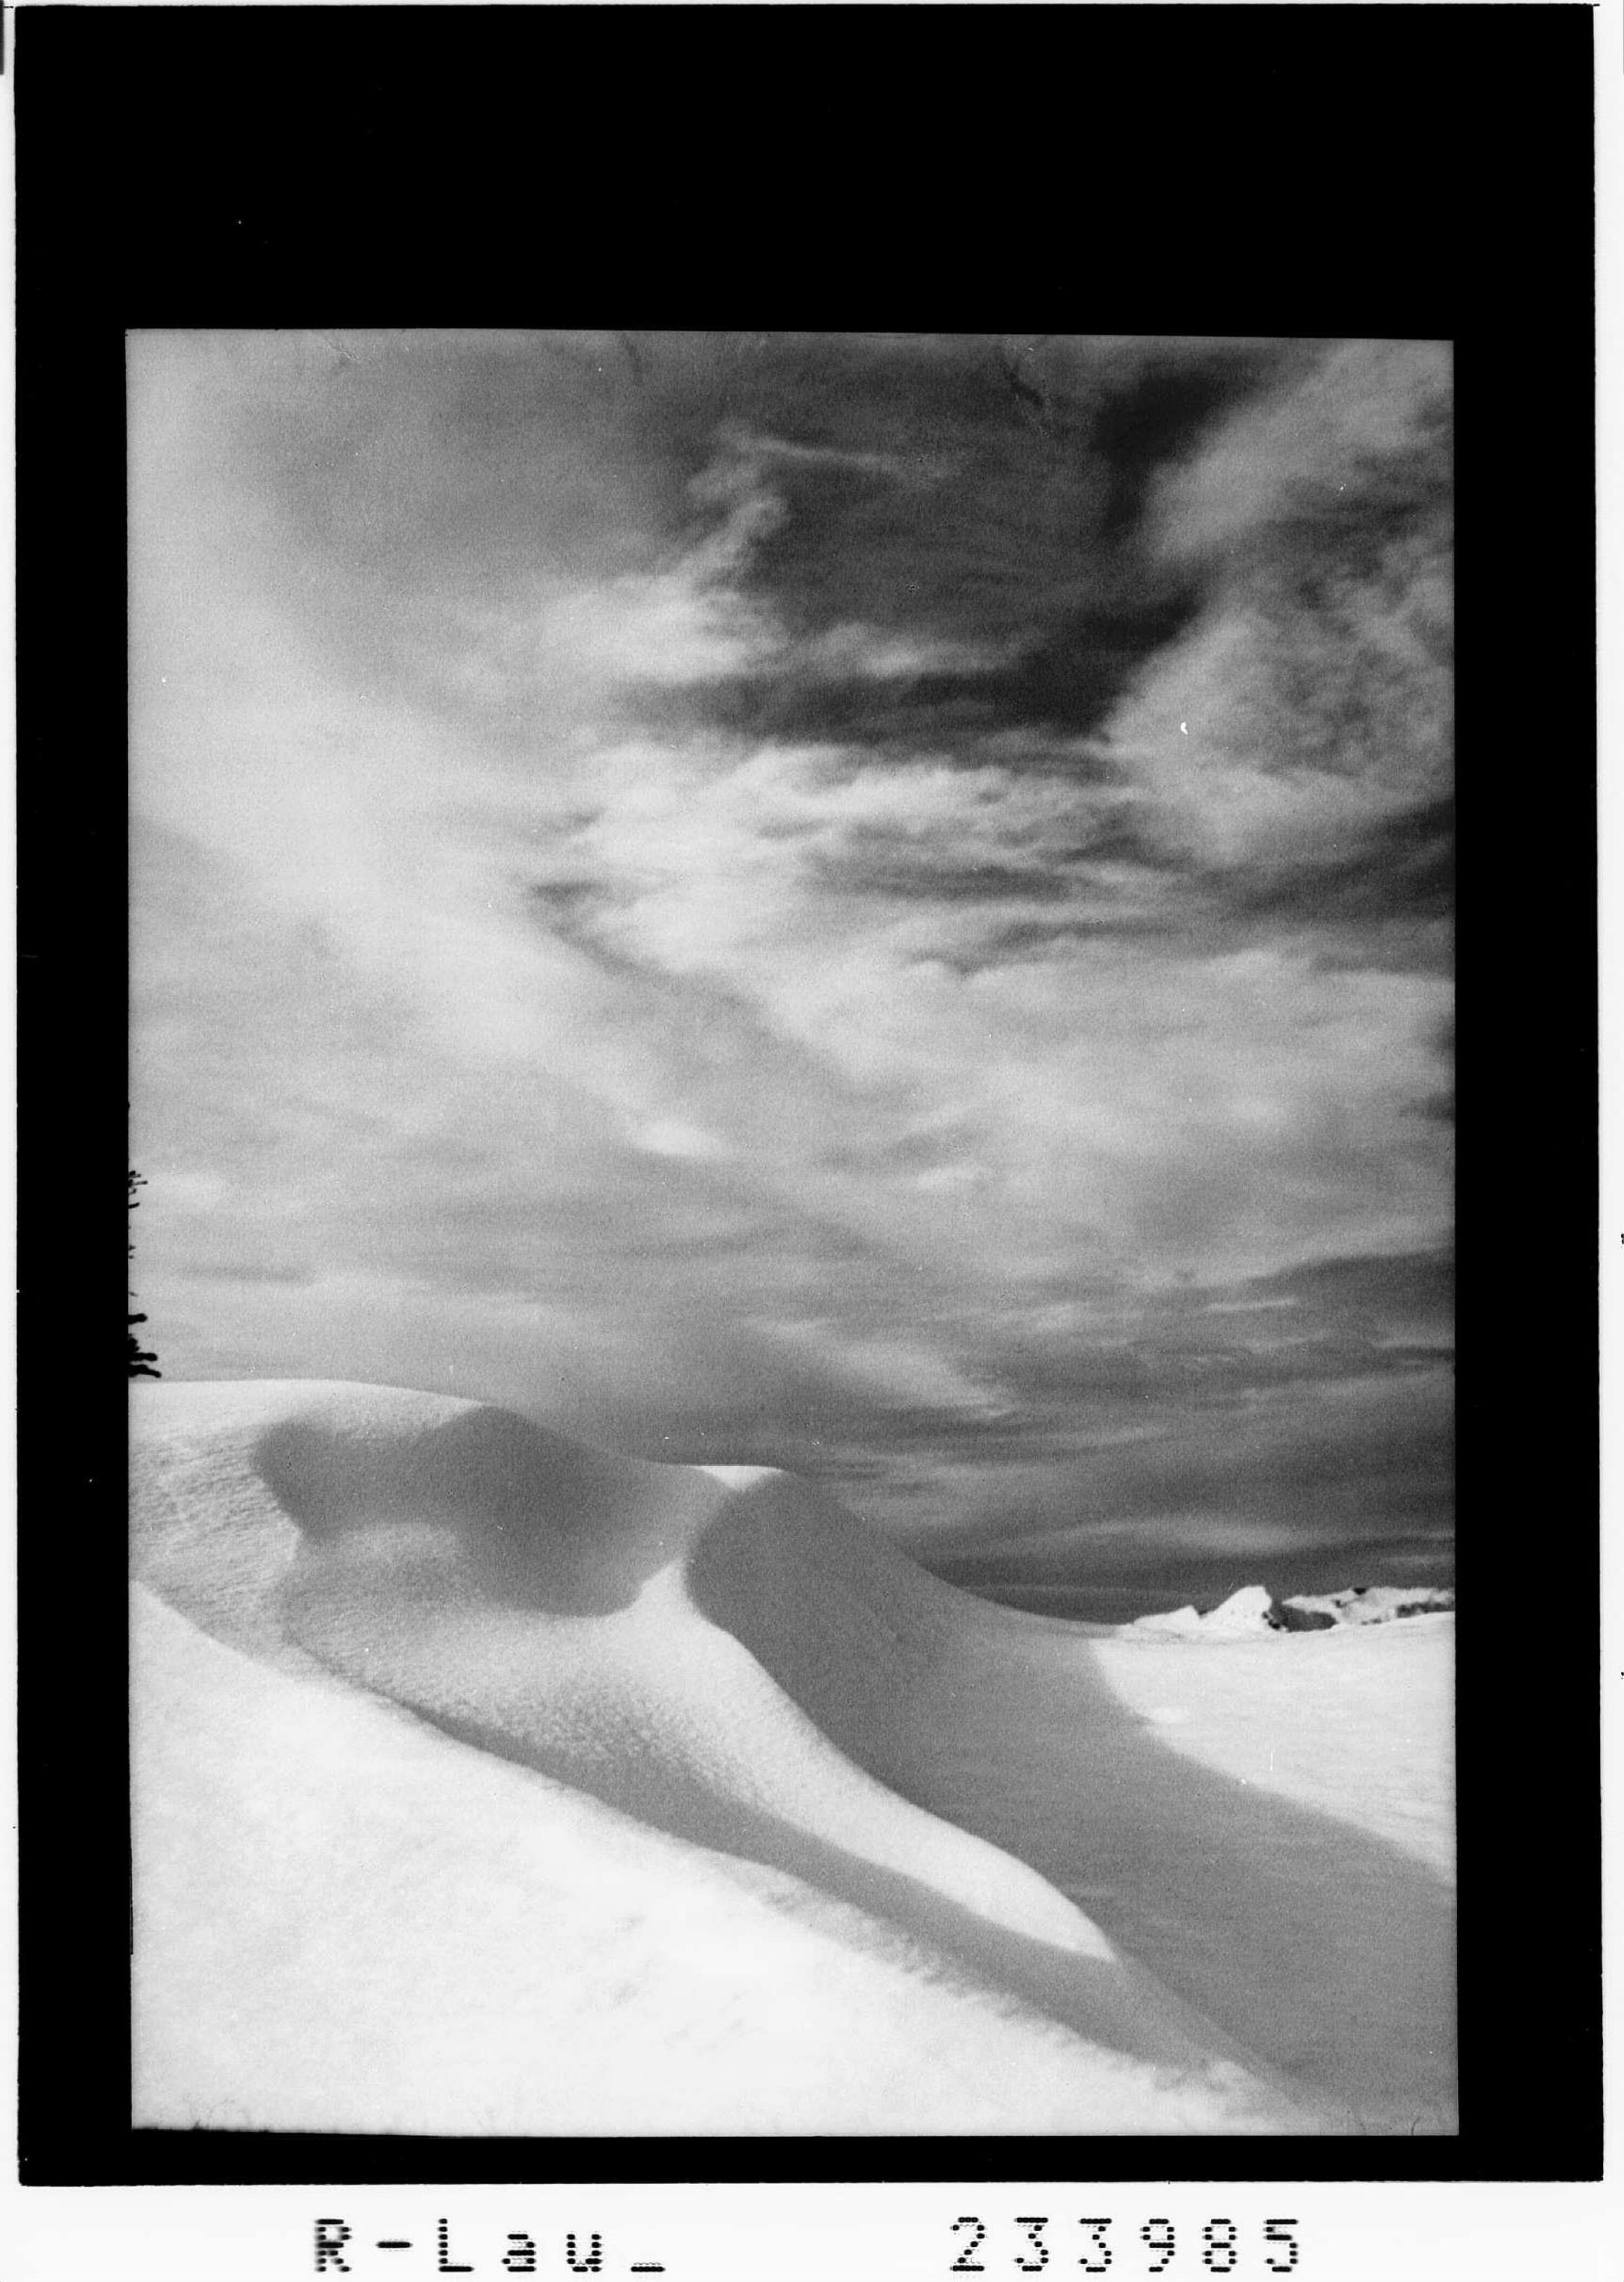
[949,2217,1301,2273]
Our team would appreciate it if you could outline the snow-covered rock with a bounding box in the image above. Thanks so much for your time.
[1129,1582,1454,1636]
[1271,1599,1338,1632]
[1129,1586,1279,1637]
[1281,1585,1455,1627]
[1194,1584,1279,1635]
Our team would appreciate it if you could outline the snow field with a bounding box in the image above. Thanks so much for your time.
[129,1380,1452,2134]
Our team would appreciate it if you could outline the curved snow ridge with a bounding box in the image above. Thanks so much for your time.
[129,1379,1342,2134]
[132,1586,1302,2137]
[136,1380,1093,1962]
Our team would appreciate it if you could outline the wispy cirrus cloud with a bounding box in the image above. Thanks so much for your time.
[130,333,1453,1610]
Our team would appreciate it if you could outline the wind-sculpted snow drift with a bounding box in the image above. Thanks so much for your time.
[130,1381,1456,2136]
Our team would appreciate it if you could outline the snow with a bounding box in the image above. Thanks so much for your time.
[1093,1623,1455,1878]
[129,1378,1455,2136]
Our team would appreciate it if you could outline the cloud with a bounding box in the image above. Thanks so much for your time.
[1102,341,1452,868]
[1145,339,1452,569]
[917,1360,1454,1584]
[629,1117,732,1162]
[129,333,1453,1586]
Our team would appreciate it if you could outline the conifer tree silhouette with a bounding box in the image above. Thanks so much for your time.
[128,1169,161,1379]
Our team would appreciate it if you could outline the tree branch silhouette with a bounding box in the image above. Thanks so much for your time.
[129,1168,161,1379]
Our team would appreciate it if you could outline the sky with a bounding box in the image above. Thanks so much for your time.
[129,332,1453,1617]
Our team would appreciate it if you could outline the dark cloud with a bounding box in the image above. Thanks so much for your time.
[916,1364,1453,1592]
[1089,349,1291,541]
[1234,1246,1453,1328]
[946,795,1453,975]
[1222,796,1455,927]
[649,604,1210,750]
[816,850,1079,906]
